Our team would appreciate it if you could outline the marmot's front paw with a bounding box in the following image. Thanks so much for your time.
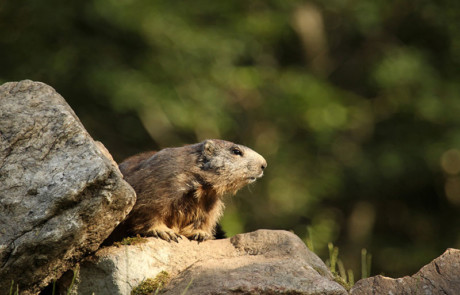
[188,230,212,242]
[146,225,182,243]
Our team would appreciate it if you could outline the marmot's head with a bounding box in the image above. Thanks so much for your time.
[199,139,267,195]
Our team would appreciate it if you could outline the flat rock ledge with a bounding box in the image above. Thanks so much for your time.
[0,80,136,294]
[59,229,348,295]
[351,248,460,295]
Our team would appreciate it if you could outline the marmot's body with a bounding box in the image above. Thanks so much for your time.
[109,139,267,242]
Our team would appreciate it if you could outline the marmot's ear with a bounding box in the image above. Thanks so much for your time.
[203,140,217,157]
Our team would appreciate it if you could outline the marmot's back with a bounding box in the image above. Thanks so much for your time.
[108,139,266,243]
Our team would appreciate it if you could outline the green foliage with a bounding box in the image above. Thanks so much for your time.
[325,243,355,290]
[180,278,194,295]
[323,242,371,290]
[1,0,460,277]
[9,281,18,295]
[361,249,372,279]
[131,271,170,295]
[328,243,339,274]
[114,235,149,247]
[347,269,355,287]
[67,265,80,295]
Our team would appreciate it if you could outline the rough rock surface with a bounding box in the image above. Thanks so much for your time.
[61,230,348,295]
[351,248,460,295]
[0,80,136,294]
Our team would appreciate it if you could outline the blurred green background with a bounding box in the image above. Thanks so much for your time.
[2,0,460,278]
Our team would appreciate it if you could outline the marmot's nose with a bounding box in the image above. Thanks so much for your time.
[261,159,267,171]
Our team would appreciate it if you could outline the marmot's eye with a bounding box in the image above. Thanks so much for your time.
[231,147,243,156]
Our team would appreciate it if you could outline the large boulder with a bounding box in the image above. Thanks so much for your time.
[351,248,460,295]
[0,80,136,294]
[60,229,348,295]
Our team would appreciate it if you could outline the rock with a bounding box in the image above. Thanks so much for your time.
[60,229,348,295]
[0,80,136,294]
[350,248,460,295]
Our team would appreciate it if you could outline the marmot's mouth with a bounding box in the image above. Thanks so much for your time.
[248,172,264,183]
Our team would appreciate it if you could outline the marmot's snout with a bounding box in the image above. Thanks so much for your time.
[257,156,267,177]
[260,156,267,171]
[246,150,267,182]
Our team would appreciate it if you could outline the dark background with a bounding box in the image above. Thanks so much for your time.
[2,0,460,278]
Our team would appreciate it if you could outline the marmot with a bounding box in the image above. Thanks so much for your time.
[107,139,267,243]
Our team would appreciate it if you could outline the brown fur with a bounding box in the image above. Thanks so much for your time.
[107,139,267,242]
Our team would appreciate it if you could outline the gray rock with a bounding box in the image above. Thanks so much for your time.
[350,248,460,295]
[0,80,136,294]
[62,229,348,295]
